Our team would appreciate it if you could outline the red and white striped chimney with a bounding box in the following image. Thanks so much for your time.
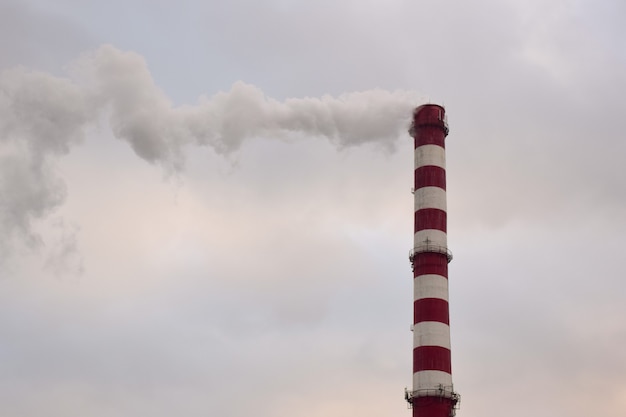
[405,105,459,417]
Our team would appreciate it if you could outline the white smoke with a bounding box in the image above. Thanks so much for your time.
[0,44,421,263]
[0,66,92,262]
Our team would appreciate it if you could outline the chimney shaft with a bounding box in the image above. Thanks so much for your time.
[406,105,459,417]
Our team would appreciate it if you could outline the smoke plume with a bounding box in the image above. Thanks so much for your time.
[0,44,420,262]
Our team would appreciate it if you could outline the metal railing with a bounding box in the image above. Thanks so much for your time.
[409,244,453,263]
[408,116,449,136]
[405,386,461,414]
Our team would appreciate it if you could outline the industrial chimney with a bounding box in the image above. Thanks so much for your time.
[405,105,460,417]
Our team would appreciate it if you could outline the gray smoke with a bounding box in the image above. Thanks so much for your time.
[0,44,421,263]
[0,66,92,262]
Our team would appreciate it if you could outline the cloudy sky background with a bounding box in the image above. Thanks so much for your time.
[1,1,625,416]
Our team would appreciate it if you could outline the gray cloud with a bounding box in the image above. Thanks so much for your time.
[2,2,626,417]
[0,1,94,71]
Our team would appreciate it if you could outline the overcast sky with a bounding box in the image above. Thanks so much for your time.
[1,1,625,416]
